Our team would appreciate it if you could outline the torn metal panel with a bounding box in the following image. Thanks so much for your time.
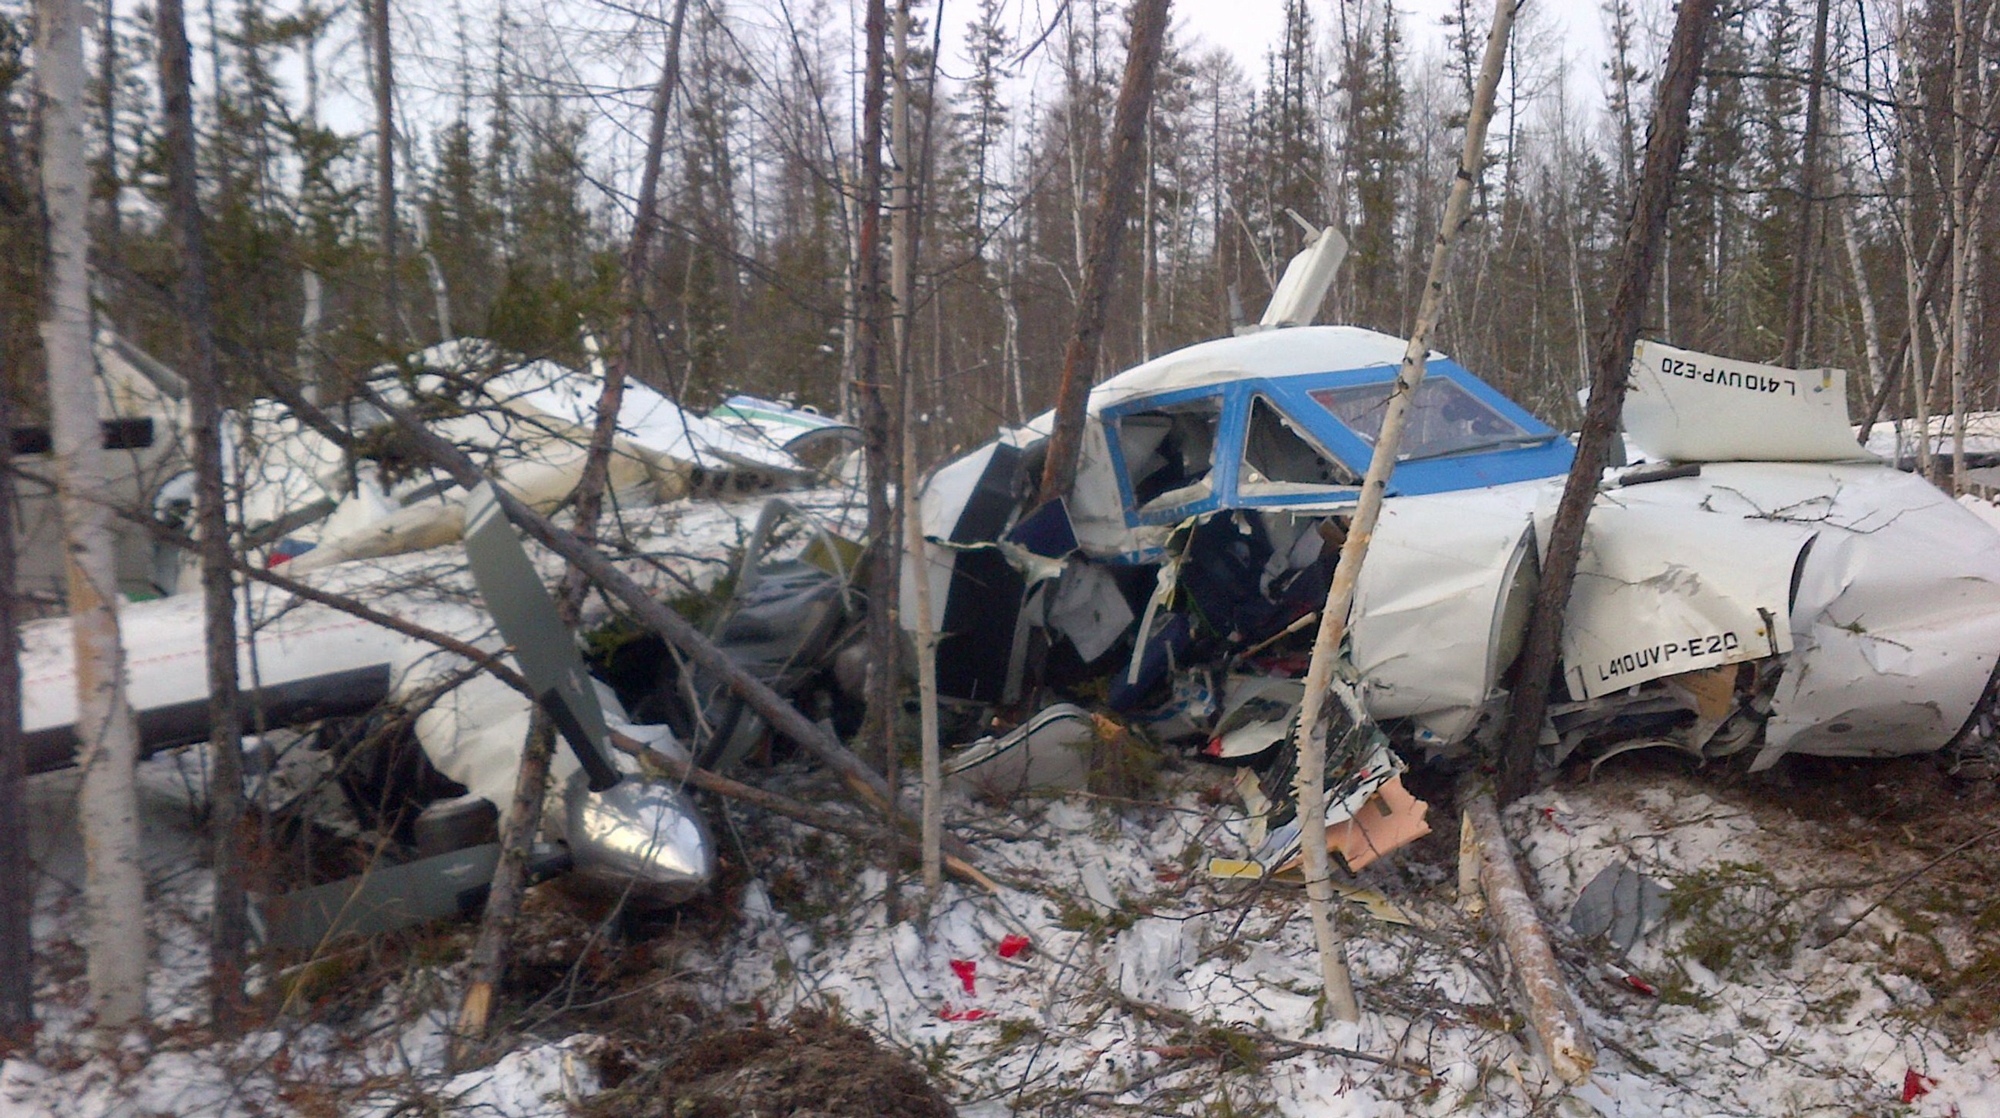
[706,394,861,459]
[1350,484,1541,741]
[1757,465,2000,767]
[1625,340,1866,463]
[1258,225,1348,328]
[1570,861,1670,951]
[944,704,1097,798]
[1044,560,1137,664]
[1542,482,1812,702]
[1205,676,1306,763]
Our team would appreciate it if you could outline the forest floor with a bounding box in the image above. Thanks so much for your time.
[9,739,2000,1117]
[8,489,2000,1116]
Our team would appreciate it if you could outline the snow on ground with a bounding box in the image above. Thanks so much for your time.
[14,745,2000,1117]
[4,751,602,1118]
[701,764,2000,1117]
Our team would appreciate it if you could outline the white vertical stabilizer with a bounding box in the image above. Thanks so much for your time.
[1260,220,1349,328]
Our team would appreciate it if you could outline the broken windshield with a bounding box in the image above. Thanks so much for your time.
[1241,395,1356,488]
[1310,378,1532,460]
[1115,396,1222,511]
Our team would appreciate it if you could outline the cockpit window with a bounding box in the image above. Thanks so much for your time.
[1309,377,1533,460]
[1116,397,1221,510]
[1241,396,1355,488]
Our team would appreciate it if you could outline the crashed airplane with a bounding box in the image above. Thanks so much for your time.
[18,233,2000,922]
[19,339,862,940]
[910,232,2000,872]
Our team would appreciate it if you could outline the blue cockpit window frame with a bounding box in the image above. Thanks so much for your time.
[1100,360,1572,527]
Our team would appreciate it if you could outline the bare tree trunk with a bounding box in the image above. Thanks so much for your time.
[1140,117,1154,360]
[1036,0,1173,505]
[408,169,454,342]
[1896,101,1934,474]
[855,0,899,781]
[158,0,249,1029]
[889,0,942,897]
[450,714,554,1066]
[1780,0,1831,368]
[38,0,147,1031]
[564,0,689,606]
[298,27,325,401]
[1950,0,1972,493]
[1840,195,1885,402]
[458,0,692,1052]
[97,0,120,260]
[1859,70,2000,436]
[370,0,399,344]
[839,175,860,422]
[0,380,28,1042]
[1289,0,1517,1027]
[1496,0,1717,802]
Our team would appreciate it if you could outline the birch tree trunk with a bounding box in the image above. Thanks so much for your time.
[1780,0,1832,368]
[855,0,899,785]
[1840,198,1885,402]
[158,0,251,1028]
[38,0,147,1030]
[369,0,400,343]
[1288,0,1518,1026]
[298,27,325,401]
[1464,793,1595,1083]
[1496,0,1718,801]
[0,380,28,1042]
[889,0,943,896]
[1036,0,1173,505]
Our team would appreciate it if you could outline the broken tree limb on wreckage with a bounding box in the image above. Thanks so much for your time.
[345,384,976,864]
[1288,0,1517,1026]
[1034,0,1172,505]
[1496,0,1717,803]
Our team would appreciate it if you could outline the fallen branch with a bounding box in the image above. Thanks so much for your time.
[1818,822,2000,946]
[1463,792,1594,1085]
[627,742,998,894]
[1109,990,1425,1074]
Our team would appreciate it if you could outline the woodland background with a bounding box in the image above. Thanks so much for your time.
[0,0,1983,465]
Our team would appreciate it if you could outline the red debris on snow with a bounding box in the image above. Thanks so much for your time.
[1621,974,1658,997]
[1540,806,1571,835]
[997,935,1031,959]
[1903,1069,1935,1104]
[938,1005,988,1022]
[949,958,977,995]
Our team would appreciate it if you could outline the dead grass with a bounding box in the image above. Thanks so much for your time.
[1575,750,2000,1039]
[583,1006,957,1118]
